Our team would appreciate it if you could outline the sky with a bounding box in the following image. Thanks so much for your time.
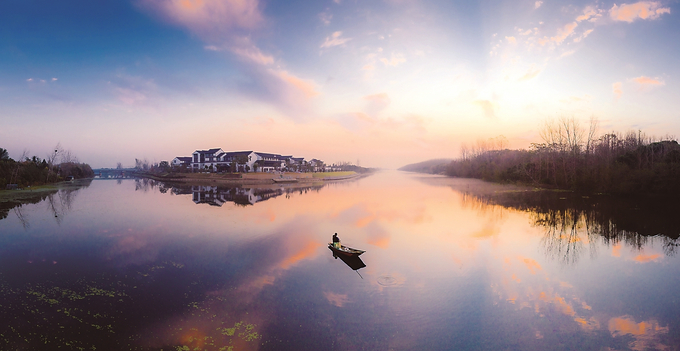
[1,0,679,169]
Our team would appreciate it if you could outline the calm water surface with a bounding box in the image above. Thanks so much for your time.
[1,171,679,350]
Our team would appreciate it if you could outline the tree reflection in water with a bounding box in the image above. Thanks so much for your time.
[0,179,92,228]
[465,189,680,264]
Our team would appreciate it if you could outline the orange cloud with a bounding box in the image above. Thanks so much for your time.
[573,29,594,43]
[140,0,263,37]
[608,315,669,350]
[519,66,541,81]
[610,1,671,22]
[633,253,662,263]
[273,70,320,98]
[519,256,542,274]
[231,46,275,65]
[279,240,321,269]
[380,54,406,67]
[612,82,623,100]
[551,22,578,44]
[612,243,622,257]
[633,76,664,86]
[609,316,668,336]
[472,225,500,238]
[323,291,349,307]
[505,36,517,44]
[576,6,600,22]
[320,31,351,49]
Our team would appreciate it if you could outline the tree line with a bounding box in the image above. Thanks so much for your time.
[0,144,94,189]
[446,117,680,195]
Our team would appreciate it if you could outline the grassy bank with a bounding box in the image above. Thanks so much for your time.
[138,171,358,184]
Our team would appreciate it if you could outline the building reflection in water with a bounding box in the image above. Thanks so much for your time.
[167,184,328,207]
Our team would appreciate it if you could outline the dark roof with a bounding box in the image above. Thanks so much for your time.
[194,148,223,154]
[254,152,281,158]
[224,151,253,157]
[175,157,192,162]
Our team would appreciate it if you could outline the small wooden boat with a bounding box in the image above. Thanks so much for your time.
[328,243,366,256]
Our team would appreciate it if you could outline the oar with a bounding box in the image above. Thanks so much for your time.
[356,270,363,279]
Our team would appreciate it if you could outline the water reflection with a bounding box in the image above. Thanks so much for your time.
[2,172,679,350]
[329,246,367,277]
[416,176,680,264]
[131,178,329,206]
[0,179,92,227]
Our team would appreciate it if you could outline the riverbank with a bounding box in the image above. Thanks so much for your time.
[135,171,364,185]
[0,179,93,201]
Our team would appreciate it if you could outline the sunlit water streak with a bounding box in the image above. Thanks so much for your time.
[1,171,678,350]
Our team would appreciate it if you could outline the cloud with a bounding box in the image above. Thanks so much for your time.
[559,50,576,58]
[109,73,158,105]
[364,93,391,115]
[380,54,406,67]
[613,82,623,100]
[474,100,497,119]
[519,66,541,81]
[274,70,319,98]
[573,29,594,43]
[236,67,320,119]
[230,43,275,65]
[320,31,351,49]
[610,1,671,22]
[323,291,349,307]
[26,78,33,82]
[519,256,542,274]
[319,11,332,25]
[537,22,579,46]
[115,88,147,105]
[551,22,578,44]
[576,6,600,22]
[139,0,320,120]
[633,253,662,263]
[138,0,263,40]
[535,1,543,9]
[505,36,517,44]
[51,78,58,81]
[633,76,664,86]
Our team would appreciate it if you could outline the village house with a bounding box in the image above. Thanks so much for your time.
[172,149,321,173]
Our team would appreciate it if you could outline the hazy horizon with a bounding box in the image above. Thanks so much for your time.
[2,0,679,169]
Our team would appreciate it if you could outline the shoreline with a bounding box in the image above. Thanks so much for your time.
[134,171,368,186]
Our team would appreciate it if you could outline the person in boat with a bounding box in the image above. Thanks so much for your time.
[332,233,340,248]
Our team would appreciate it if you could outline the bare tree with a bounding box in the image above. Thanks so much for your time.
[45,143,63,183]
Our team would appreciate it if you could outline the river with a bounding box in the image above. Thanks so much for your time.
[1,171,678,350]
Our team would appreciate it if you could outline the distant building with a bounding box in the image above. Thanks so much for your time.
[171,149,322,173]
[171,157,192,167]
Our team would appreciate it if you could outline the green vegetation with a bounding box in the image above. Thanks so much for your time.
[0,146,94,189]
[442,117,680,195]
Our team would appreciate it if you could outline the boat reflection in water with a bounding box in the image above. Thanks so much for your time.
[329,245,367,278]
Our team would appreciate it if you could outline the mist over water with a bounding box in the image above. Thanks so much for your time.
[1,171,679,350]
